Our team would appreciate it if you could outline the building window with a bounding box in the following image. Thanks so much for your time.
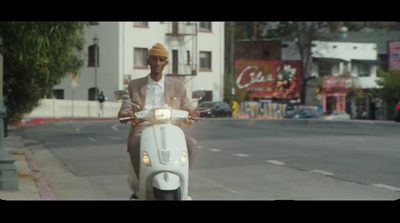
[186,50,191,65]
[200,51,212,70]
[199,22,212,32]
[358,63,370,77]
[172,50,178,74]
[172,22,179,35]
[88,44,99,67]
[133,22,148,27]
[318,61,331,77]
[52,89,64,99]
[134,47,148,68]
[88,87,98,101]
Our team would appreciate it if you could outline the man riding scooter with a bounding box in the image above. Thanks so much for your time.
[117,43,199,200]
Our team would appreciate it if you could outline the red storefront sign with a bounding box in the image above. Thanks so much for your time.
[388,41,400,71]
[235,60,301,99]
[323,76,349,93]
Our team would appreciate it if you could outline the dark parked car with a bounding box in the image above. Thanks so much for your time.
[395,100,400,122]
[196,101,232,118]
[284,108,318,119]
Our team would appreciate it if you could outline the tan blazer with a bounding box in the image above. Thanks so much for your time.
[118,75,193,131]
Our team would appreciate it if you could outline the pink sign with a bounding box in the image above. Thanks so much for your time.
[388,41,400,71]
[323,76,348,93]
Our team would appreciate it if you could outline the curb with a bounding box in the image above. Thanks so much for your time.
[5,117,117,200]
[13,117,118,126]
[24,150,55,200]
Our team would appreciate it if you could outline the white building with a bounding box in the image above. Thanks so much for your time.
[310,40,380,118]
[53,22,225,103]
[281,39,380,119]
[282,40,380,89]
[311,40,379,88]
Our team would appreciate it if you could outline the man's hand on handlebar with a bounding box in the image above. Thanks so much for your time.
[188,109,200,121]
[120,111,134,124]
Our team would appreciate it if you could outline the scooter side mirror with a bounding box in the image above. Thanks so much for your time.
[114,89,141,109]
[184,89,206,108]
[114,90,129,100]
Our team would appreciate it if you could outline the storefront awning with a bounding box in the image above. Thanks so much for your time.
[351,59,381,65]
[313,58,349,63]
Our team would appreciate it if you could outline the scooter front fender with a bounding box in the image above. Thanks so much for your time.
[153,172,180,190]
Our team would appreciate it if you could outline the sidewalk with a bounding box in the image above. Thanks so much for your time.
[0,125,54,200]
[0,117,118,201]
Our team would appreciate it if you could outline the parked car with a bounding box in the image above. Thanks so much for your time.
[285,103,296,115]
[322,110,351,120]
[284,108,318,119]
[196,101,232,118]
[395,100,400,122]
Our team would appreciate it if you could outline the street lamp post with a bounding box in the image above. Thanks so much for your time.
[230,22,235,105]
[93,35,99,101]
[0,53,18,191]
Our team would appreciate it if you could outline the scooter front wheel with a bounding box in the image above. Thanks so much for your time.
[153,187,181,200]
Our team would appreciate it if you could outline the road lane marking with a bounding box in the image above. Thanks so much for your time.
[88,137,96,142]
[233,153,250,157]
[222,187,242,195]
[310,169,334,176]
[197,146,204,149]
[208,148,221,152]
[372,184,400,192]
[266,160,285,165]
[111,124,120,131]
[339,137,366,142]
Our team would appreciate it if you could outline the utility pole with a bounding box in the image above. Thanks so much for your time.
[253,22,257,40]
[93,35,99,101]
[0,53,19,190]
[230,22,235,106]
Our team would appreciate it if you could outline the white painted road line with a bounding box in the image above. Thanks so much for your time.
[372,184,400,192]
[233,153,250,157]
[339,137,366,142]
[111,124,120,131]
[310,169,335,176]
[208,148,221,152]
[88,137,96,142]
[266,160,285,165]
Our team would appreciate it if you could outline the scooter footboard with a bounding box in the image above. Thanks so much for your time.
[153,172,180,190]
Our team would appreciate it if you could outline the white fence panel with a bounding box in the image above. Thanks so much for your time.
[25,99,121,119]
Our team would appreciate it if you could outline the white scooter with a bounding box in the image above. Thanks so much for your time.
[115,89,205,200]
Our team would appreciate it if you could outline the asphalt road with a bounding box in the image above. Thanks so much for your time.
[17,118,400,200]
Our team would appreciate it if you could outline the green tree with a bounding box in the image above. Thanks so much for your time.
[0,22,88,123]
[376,69,400,108]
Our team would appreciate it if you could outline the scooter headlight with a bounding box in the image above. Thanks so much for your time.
[154,108,172,121]
[180,151,187,165]
[142,151,151,166]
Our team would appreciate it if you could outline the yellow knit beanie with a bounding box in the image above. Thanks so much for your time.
[148,43,168,58]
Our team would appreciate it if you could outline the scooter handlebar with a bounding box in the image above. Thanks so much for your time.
[119,117,135,121]
[187,116,203,122]
[118,109,202,124]
[119,116,136,124]
[187,115,203,123]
